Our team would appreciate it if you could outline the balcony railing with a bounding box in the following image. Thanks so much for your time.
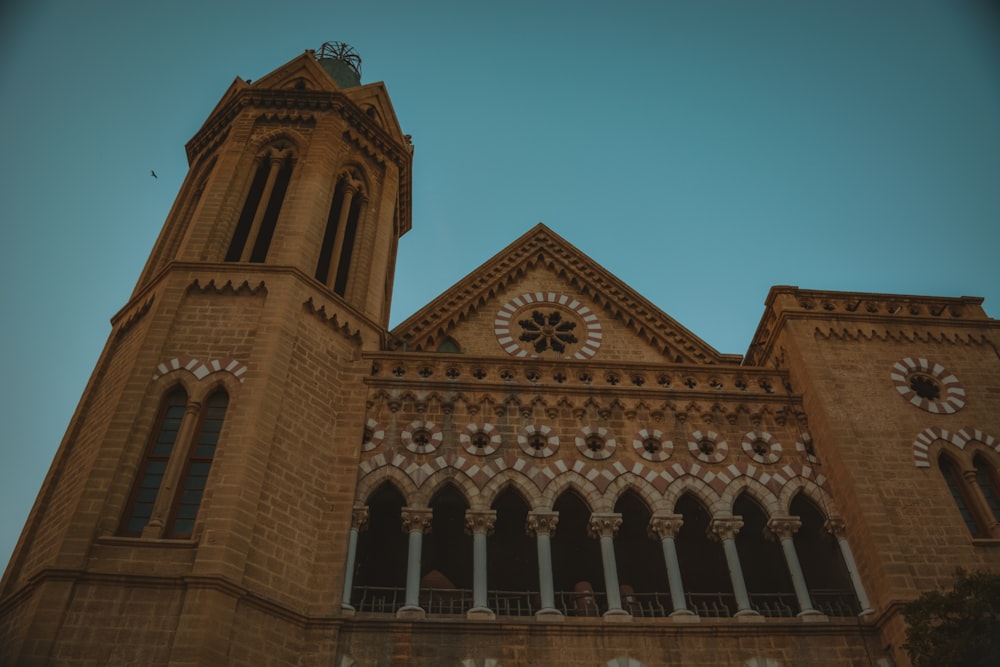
[351,586,860,618]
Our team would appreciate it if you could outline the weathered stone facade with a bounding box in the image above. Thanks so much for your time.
[1,46,997,667]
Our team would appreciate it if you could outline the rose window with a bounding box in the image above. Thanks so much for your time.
[518,310,578,354]
[495,292,603,359]
[460,423,501,456]
[576,426,616,460]
[688,430,728,463]
[633,428,672,462]
[890,357,965,414]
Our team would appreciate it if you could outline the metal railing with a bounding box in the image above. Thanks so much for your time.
[351,585,860,618]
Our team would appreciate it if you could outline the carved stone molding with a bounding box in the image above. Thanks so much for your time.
[766,516,802,540]
[588,513,623,539]
[526,511,559,537]
[709,517,744,542]
[351,505,369,530]
[464,510,497,536]
[648,513,684,539]
[400,508,433,534]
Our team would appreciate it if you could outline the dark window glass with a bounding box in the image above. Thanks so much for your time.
[167,390,228,538]
[120,388,188,536]
[940,456,982,535]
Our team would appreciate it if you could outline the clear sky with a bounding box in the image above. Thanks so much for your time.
[1,1,998,570]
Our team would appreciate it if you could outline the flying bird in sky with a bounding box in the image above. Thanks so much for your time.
[150,170,157,179]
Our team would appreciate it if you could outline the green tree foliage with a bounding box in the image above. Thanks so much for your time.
[903,569,1000,667]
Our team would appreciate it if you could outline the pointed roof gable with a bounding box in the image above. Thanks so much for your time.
[250,51,341,93]
[392,224,741,365]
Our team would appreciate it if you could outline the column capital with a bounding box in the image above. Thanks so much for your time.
[526,511,559,537]
[400,507,433,534]
[709,517,744,542]
[767,516,802,540]
[824,516,847,538]
[184,400,202,417]
[648,513,684,539]
[465,510,497,535]
[351,505,369,530]
[588,512,622,539]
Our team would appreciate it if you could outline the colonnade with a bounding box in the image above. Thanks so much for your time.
[341,504,872,620]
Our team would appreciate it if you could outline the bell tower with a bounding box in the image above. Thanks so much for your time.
[0,43,412,665]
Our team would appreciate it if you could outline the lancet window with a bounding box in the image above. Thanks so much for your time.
[120,386,229,539]
[225,145,295,263]
[316,170,368,295]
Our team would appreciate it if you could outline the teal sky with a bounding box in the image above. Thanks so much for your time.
[1,1,998,568]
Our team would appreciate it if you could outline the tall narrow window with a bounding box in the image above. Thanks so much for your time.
[973,454,1000,525]
[225,148,294,263]
[121,387,188,536]
[315,171,365,295]
[939,454,983,536]
[167,390,228,538]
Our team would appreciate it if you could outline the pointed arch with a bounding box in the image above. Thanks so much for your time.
[776,477,838,518]
[415,468,479,508]
[604,474,665,514]
[661,474,721,515]
[537,472,602,511]
[316,164,371,295]
[480,473,541,512]
[355,463,417,507]
[719,476,781,517]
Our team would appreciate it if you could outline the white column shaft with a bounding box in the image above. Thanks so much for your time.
[660,536,688,613]
[472,530,488,609]
[536,533,555,610]
[341,526,359,607]
[404,529,423,608]
[779,536,815,614]
[600,535,623,611]
[838,537,873,614]
[721,537,752,612]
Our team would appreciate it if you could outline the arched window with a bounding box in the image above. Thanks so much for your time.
[120,386,229,539]
[790,494,858,616]
[674,493,733,616]
[488,487,537,613]
[353,482,407,611]
[315,171,366,295]
[225,148,295,263]
[121,387,188,536]
[733,493,796,617]
[612,490,667,616]
[551,490,603,615]
[939,454,986,536]
[422,484,472,613]
[166,389,228,538]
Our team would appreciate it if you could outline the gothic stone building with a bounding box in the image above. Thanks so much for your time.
[2,45,999,667]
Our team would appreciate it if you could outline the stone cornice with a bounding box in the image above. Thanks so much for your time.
[390,225,740,365]
[364,352,798,406]
[746,286,992,366]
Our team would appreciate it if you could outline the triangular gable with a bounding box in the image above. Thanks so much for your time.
[250,51,340,94]
[391,224,740,365]
[340,82,407,145]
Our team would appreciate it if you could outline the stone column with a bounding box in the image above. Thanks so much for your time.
[825,518,874,616]
[240,154,284,262]
[589,513,630,619]
[526,511,562,619]
[710,517,760,618]
[648,513,696,620]
[465,510,497,619]
[340,505,369,614]
[767,517,822,618]
[397,508,433,618]
[143,399,201,539]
